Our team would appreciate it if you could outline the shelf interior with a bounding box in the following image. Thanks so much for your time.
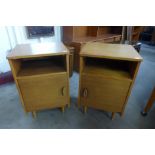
[83,57,134,81]
[15,56,66,78]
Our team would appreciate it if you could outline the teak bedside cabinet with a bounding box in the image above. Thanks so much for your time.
[78,42,142,119]
[7,42,70,118]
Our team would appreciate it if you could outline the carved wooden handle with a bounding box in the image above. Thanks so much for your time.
[61,87,66,96]
[83,88,88,98]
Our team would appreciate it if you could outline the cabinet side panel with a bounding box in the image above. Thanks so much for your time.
[66,54,70,106]
[121,62,141,115]
[78,56,84,107]
[8,60,26,111]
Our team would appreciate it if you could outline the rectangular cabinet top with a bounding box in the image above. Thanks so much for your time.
[7,42,69,59]
[80,42,143,61]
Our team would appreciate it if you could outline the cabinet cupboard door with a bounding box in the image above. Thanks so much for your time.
[80,75,131,112]
[18,74,68,112]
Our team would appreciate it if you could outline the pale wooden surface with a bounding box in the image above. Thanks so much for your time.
[18,74,68,112]
[78,42,142,119]
[7,42,69,59]
[83,57,133,81]
[80,75,131,112]
[8,42,70,115]
[17,66,66,79]
[83,65,132,81]
[80,42,143,61]
[17,60,66,78]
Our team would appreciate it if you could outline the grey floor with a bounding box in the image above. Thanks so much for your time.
[0,44,155,129]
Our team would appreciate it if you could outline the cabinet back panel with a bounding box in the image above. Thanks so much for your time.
[83,57,133,81]
[17,56,67,77]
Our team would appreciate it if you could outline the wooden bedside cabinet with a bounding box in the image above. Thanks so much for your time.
[7,42,70,117]
[78,42,142,119]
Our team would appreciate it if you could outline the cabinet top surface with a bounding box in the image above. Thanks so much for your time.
[7,42,69,59]
[80,42,143,61]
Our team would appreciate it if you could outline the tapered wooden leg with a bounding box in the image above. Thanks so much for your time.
[32,111,37,118]
[77,97,81,109]
[141,88,155,116]
[144,90,155,113]
[67,96,71,108]
[61,106,65,113]
[67,103,70,108]
[84,106,87,114]
[120,111,124,117]
[111,112,115,120]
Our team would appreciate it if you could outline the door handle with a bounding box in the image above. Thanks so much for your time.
[83,88,88,98]
[61,87,66,96]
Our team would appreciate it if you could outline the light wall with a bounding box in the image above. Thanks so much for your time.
[0,27,12,73]
[0,26,61,73]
